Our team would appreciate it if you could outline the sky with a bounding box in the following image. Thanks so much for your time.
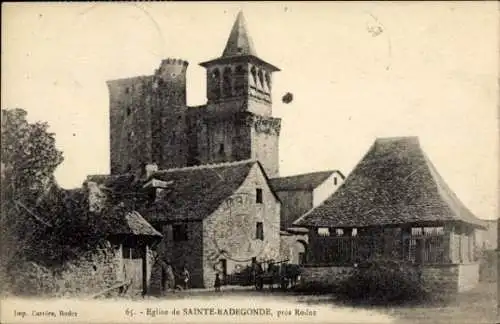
[2,2,499,220]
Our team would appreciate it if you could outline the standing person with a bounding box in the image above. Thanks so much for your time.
[182,266,190,290]
[165,260,175,293]
[214,273,221,292]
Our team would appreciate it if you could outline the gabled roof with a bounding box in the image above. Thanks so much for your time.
[294,137,486,229]
[269,170,344,191]
[222,11,257,58]
[103,206,162,238]
[141,160,267,223]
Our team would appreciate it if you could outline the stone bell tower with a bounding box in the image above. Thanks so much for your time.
[197,11,282,177]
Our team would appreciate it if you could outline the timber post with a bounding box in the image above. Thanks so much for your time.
[142,244,148,297]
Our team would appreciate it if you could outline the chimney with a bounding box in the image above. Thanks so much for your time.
[145,163,158,179]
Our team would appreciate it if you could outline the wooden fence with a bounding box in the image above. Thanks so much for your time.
[311,233,448,266]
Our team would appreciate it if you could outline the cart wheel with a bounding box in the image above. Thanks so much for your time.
[255,279,263,291]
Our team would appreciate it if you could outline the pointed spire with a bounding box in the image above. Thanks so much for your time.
[222,11,257,57]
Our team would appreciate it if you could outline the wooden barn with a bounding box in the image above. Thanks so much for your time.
[294,136,486,293]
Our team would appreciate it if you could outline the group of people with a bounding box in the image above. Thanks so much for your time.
[158,258,300,294]
[160,260,190,294]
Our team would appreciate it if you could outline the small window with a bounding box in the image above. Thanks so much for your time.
[336,228,344,236]
[219,143,225,154]
[334,177,338,186]
[126,107,131,116]
[256,222,264,240]
[318,228,330,236]
[256,188,263,203]
[125,87,130,94]
[122,246,141,259]
[173,223,188,242]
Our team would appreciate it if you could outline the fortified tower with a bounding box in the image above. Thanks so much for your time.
[107,58,189,174]
[107,11,281,178]
[196,11,282,177]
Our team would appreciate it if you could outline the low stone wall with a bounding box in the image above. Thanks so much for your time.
[458,263,480,292]
[7,243,128,298]
[420,264,459,295]
[300,263,480,294]
[300,266,353,286]
[55,244,123,296]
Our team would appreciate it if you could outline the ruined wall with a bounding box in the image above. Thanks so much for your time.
[203,163,280,287]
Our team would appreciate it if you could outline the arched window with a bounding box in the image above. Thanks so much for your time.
[222,67,232,97]
[257,69,264,90]
[210,68,221,98]
[250,66,257,87]
[234,65,245,96]
[265,72,271,90]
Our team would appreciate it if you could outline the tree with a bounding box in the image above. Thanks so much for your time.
[1,108,63,203]
[1,108,65,282]
[2,108,114,263]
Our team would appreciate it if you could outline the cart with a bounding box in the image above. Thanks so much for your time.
[253,259,293,291]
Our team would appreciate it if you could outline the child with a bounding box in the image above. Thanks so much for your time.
[182,267,190,290]
[214,273,221,292]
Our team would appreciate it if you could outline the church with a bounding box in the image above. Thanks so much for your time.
[86,11,343,289]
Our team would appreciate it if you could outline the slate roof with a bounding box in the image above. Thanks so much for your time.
[222,11,257,57]
[199,11,280,72]
[103,206,162,238]
[294,137,486,229]
[141,160,262,223]
[269,170,344,191]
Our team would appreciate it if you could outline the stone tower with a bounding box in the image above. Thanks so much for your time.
[196,11,282,177]
[107,58,189,175]
[107,11,281,178]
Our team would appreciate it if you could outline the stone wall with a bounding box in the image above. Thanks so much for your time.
[312,173,343,207]
[458,263,480,292]
[203,163,281,287]
[275,190,312,230]
[154,221,204,288]
[250,116,280,178]
[300,263,480,294]
[108,76,155,175]
[419,263,480,294]
[299,266,353,286]
[420,264,459,295]
[8,242,125,297]
[107,59,189,174]
[280,233,308,265]
[55,243,123,296]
